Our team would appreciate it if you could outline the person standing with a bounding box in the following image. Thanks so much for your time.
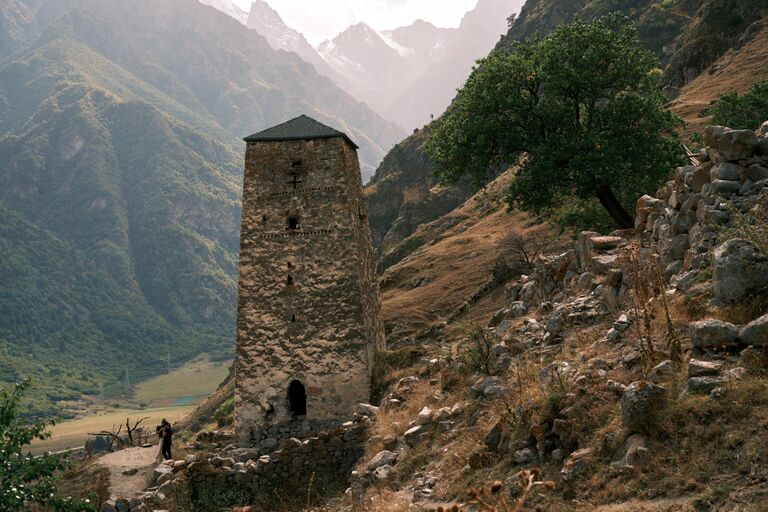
[161,419,173,461]
[155,425,164,463]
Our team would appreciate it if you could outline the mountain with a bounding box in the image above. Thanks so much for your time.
[384,0,526,130]
[1,0,404,179]
[318,0,524,131]
[500,0,768,98]
[198,0,249,25]
[365,0,768,267]
[0,0,404,416]
[245,0,343,85]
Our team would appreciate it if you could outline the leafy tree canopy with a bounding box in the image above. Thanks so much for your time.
[710,81,768,130]
[0,379,94,512]
[426,14,683,229]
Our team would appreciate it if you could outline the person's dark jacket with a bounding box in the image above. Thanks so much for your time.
[162,424,173,444]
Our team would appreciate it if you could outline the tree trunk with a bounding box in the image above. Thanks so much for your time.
[595,184,634,229]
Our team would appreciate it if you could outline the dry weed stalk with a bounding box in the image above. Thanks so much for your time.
[626,243,657,369]
[652,262,682,364]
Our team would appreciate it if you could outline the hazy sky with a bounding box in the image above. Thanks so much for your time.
[233,0,480,44]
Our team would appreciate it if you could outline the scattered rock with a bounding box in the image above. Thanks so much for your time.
[513,448,537,464]
[620,381,667,433]
[688,359,724,377]
[404,426,424,447]
[367,450,397,471]
[648,360,676,383]
[484,420,504,451]
[689,319,740,350]
[561,448,593,481]
[740,314,768,347]
[415,406,434,426]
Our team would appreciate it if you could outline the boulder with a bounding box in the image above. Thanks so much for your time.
[545,313,564,336]
[590,236,624,250]
[689,320,740,350]
[152,464,173,482]
[713,239,768,304]
[620,381,667,433]
[747,164,768,182]
[710,179,742,197]
[367,450,398,471]
[114,499,130,512]
[488,308,508,327]
[432,407,452,423]
[484,420,504,451]
[709,127,759,160]
[372,465,394,480]
[415,406,434,426]
[509,302,528,318]
[648,360,676,383]
[403,426,424,447]
[101,501,117,512]
[740,314,768,346]
[561,448,593,481]
[513,448,537,464]
[688,359,724,377]
[356,403,380,416]
[689,166,711,193]
[687,376,727,395]
[710,162,742,181]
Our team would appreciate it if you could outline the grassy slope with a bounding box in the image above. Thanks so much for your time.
[0,33,242,415]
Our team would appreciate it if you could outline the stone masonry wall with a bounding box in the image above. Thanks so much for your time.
[101,421,369,512]
[634,122,768,298]
[235,136,385,446]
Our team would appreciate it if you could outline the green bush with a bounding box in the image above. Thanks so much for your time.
[0,379,95,511]
[710,81,768,130]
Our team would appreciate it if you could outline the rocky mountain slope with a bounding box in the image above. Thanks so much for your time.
[244,0,343,86]
[0,0,404,415]
[318,0,523,131]
[499,0,768,99]
[384,0,526,131]
[365,0,768,263]
[198,0,249,25]
[115,120,768,512]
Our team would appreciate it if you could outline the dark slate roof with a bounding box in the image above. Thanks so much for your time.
[244,115,359,149]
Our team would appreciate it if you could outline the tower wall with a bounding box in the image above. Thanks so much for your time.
[235,136,384,446]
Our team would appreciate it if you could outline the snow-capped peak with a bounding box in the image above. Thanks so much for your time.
[198,0,249,25]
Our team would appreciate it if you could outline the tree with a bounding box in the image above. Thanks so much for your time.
[0,379,94,512]
[427,14,683,229]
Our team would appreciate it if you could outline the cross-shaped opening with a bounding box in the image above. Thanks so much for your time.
[287,174,303,189]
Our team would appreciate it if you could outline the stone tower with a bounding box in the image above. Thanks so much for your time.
[235,115,385,447]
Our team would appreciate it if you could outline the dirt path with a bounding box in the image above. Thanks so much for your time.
[95,446,159,498]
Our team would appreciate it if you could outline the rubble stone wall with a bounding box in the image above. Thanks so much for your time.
[634,122,768,297]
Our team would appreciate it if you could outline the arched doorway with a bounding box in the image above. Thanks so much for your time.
[288,380,307,416]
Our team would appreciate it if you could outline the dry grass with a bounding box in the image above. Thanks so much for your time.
[670,24,768,136]
[133,354,231,406]
[357,488,413,512]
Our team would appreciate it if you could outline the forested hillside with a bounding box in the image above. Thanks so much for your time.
[0,0,403,416]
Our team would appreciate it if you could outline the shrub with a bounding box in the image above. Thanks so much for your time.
[709,81,768,130]
[0,379,95,511]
